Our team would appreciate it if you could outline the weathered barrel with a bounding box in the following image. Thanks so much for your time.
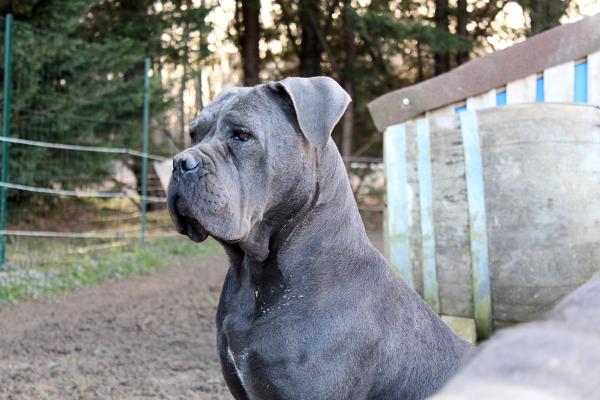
[384,103,600,337]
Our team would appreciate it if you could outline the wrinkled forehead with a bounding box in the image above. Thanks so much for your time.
[189,86,272,138]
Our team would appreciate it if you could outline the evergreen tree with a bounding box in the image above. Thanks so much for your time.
[0,0,211,203]
[518,0,572,35]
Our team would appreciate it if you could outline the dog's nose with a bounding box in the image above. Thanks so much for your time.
[173,152,203,176]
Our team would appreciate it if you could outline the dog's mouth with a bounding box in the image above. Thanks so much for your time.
[168,194,209,243]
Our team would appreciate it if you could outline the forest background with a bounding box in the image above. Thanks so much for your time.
[2,0,598,162]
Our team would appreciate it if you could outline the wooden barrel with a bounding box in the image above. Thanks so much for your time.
[383,103,600,338]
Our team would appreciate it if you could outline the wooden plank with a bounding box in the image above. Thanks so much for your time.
[416,118,440,313]
[441,316,476,345]
[588,51,600,105]
[426,102,461,129]
[405,123,424,296]
[459,111,492,339]
[368,13,600,130]
[383,124,413,287]
[544,61,575,102]
[536,76,544,102]
[574,61,588,103]
[506,74,537,104]
[466,89,496,110]
[427,115,473,318]
[496,90,507,106]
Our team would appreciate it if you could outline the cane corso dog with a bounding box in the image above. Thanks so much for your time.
[167,77,471,400]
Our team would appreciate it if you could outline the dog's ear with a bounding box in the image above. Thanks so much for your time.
[270,77,351,148]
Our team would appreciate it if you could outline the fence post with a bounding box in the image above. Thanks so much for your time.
[383,123,413,288]
[140,57,150,243]
[0,14,14,268]
[459,111,492,339]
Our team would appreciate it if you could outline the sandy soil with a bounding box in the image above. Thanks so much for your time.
[0,251,233,400]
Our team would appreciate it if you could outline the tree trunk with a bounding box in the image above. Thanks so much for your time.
[434,0,450,75]
[240,0,260,86]
[195,0,205,113]
[456,0,469,65]
[341,0,355,159]
[298,0,322,77]
[524,0,569,36]
[416,41,425,82]
[195,71,203,112]
[179,68,187,149]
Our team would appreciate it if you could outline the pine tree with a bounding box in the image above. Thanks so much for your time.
[0,0,211,203]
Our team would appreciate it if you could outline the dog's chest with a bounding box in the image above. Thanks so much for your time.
[226,345,250,391]
[220,310,291,398]
[223,339,284,399]
[220,314,259,396]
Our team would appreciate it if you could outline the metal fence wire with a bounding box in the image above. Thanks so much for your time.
[0,14,175,270]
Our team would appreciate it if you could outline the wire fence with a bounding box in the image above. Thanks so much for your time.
[0,13,390,273]
[0,14,176,270]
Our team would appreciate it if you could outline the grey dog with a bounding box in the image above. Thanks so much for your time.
[167,77,471,400]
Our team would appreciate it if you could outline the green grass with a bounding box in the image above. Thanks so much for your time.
[0,236,222,304]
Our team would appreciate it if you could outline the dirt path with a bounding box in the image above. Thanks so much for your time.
[0,250,233,400]
[0,231,385,400]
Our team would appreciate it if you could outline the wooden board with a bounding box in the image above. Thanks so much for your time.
[405,122,424,296]
[574,61,588,103]
[588,51,600,105]
[466,90,496,110]
[416,119,440,312]
[403,103,600,327]
[459,111,492,338]
[421,116,473,318]
[426,102,462,129]
[368,13,600,130]
[383,124,413,287]
[544,61,575,102]
[506,74,538,104]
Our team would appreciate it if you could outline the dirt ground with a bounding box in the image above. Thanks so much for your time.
[0,232,384,400]
[0,251,233,400]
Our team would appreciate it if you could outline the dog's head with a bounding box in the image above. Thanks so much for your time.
[167,77,350,259]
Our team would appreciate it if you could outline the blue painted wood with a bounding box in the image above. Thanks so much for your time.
[416,119,440,313]
[496,90,507,106]
[455,104,467,113]
[459,111,492,339]
[383,124,413,288]
[574,61,588,103]
[536,77,544,102]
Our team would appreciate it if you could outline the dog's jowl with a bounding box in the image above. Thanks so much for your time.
[167,77,471,400]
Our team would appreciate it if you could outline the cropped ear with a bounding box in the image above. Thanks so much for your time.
[272,77,351,148]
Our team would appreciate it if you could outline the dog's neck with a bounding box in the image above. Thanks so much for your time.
[220,141,374,313]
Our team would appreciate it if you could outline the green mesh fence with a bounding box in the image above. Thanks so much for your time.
[0,15,175,271]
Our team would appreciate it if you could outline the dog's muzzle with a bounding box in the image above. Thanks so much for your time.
[167,151,209,242]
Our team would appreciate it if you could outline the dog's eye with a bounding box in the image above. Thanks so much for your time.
[231,128,252,142]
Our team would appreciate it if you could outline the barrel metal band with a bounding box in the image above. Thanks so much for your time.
[459,111,493,339]
[416,118,440,313]
[383,123,413,288]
